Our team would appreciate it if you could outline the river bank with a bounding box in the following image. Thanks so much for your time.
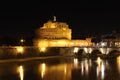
[0,46,120,60]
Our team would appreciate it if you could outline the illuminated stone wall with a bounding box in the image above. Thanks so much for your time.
[36,21,72,40]
[100,38,120,47]
[34,39,93,47]
[34,20,93,47]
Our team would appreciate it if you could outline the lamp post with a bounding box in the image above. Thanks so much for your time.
[20,39,25,46]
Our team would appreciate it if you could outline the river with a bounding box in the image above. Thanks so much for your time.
[0,56,120,80]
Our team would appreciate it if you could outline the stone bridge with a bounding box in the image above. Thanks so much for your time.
[59,47,120,55]
[0,46,120,56]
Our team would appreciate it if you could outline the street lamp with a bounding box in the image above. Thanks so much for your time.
[20,39,25,46]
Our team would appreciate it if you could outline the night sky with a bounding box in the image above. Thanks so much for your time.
[0,1,120,39]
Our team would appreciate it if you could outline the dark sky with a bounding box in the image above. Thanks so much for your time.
[0,1,120,38]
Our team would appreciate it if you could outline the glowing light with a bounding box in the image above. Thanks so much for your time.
[96,57,102,77]
[53,16,56,21]
[39,63,46,78]
[17,66,24,80]
[81,59,89,76]
[20,39,24,43]
[101,42,107,47]
[20,39,25,46]
[84,59,89,75]
[100,48,107,54]
[39,47,46,52]
[81,62,84,75]
[63,28,66,30]
[117,56,120,74]
[16,46,24,53]
[64,65,67,75]
[38,40,48,48]
[96,57,105,80]
[96,57,102,65]
[73,47,79,53]
[74,58,78,68]
[100,48,104,54]
[101,63,105,80]
[84,47,88,53]
[88,48,92,53]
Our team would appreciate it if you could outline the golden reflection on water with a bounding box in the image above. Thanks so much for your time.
[16,46,24,54]
[117,56,120,74]
[81,59,90,76]
[2,56,120,80]
[38,63,72,80]
[96,57,105,80]
[17,66,24,80]
[39,63,46,78]
[74,58,78,68]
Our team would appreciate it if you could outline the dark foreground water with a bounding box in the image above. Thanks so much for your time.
[0,56,120,80]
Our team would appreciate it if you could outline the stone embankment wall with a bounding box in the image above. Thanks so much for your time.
[0,46,64,59]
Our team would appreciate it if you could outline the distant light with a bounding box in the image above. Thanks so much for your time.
[101,63,105,80]
[17,66,24,80]
[81,59,89,75]
[74,58,78,68]
[20,39,25,46]
[101,42,106,47]
[96,57,105,80]
[73,47,79,53]
[84,47,88,53]
[96,57,102,65]
[63,28,66,30]
[16,46,24,53]
[39,63,46,78]
[117,56,120,74]
[20,39,25,43]
[39,47,46,52]
[53,16,56,21]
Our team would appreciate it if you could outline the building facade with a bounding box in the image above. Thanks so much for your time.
[34,19,93,47]
[36,20,72,40]
[97,38,120,47]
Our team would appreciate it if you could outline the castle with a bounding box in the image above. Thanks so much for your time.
[34,17,93,47]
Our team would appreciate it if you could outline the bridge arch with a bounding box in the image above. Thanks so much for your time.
[98,48,112,54]
[108,50,120,55]
[82,47,93,54]
[73,47,120,55]
[91,49,102,54]
[90,49,102,57]
[75,49,84,56]
[106,49,120,58]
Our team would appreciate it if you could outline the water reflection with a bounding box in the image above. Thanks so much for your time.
[81,59,89,76]
[39,63,46,78]
[96,57,105,80]
[17,65,24,80]
[117,56,120,74]
[73,58,78,68]
[38,62,72,80]
[1,57,120,80]
[16,46,24,54]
